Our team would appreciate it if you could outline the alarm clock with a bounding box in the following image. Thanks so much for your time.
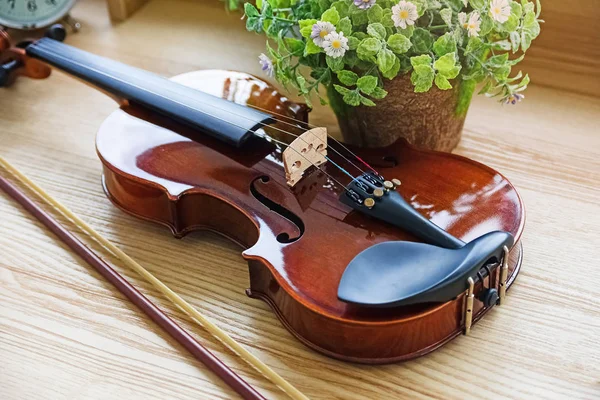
[0,0,77,30]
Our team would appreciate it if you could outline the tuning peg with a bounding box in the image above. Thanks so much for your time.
[45,24,67,42]
[0,59,22,88]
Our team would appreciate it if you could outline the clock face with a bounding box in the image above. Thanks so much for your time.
[0,0,76,30]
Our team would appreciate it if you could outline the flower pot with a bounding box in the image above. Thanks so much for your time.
[329,75,474,152]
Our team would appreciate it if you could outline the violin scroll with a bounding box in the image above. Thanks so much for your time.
[0,25,64,87]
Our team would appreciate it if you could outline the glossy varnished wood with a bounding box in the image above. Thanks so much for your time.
[96,70,524,363]
[0,0,598,399]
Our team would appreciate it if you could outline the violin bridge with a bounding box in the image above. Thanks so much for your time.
[283,127,328,187]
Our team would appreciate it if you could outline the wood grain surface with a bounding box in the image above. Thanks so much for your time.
[0,0,598,399]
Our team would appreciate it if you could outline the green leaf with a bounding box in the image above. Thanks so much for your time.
[347,36,360,50]
[381,56,401,79]
[522,10,541,45]
[322,8,341,25]
[516,73,530,90]
[440,7,453,26]
[381,9,395,28]
[434,74,452,90]
[284,38,305,55]
[508,54,524,66]
[360,95,376,106]
[357,37,382,59]
[266,41,279,60]
[469,0,484,10]
[343,50,359,67]
[370,86,388,99]
[326,55,345,71]
[367,4,384,23]
[300,25,313,38]
[334,83,362,107]
[433,33,457,57]
[398,55,412,73]
[493,65,511,81]
[410,54,432,68]
[377,48,396,73]
[411,0,427,16]
[465,36,484,54]
[299,19,318,30]
[521,30,533,52]
[338,17,353,36]
[491,40,511,51]
[334,84,352,96]
[337,70,359,86]
[317,0,330,14]
[396,25,415,38]
[438,65,461,79]
[522,0,534,13]
[509,31,520,53]
[506,70,523,82]
[246,17,261,32]
[452,26,464,47]
[244,3,260,18]
[350,10,369,26]
[487,53,509,68]
[344,90,361,106]
[357,75,378,94]
[304,40,322,56]
[411,64,435,92]
[367,23,387,40]
[411,28,434,53]
[296,75,308,94]
[433,52,457,73]
[479,13,494,36]
[332,1,350,18]
[387,33,412,54]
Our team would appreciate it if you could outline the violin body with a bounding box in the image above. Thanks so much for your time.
[97,70,524,363]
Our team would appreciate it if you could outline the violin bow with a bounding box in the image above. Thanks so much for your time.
[0,156,308,400]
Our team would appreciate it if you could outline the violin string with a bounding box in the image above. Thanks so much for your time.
[33,43,367,182]
[253,131,351,189]
[244,103,378,175]
[36,43,352,182]
[0,156,310,400]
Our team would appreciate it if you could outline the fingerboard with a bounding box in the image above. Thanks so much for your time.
[26,38,274,147]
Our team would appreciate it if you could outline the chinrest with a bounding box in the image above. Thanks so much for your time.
[337,231,514,307]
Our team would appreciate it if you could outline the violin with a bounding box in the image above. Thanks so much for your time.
[0,28,524,363]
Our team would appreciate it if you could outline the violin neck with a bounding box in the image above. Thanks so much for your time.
[25,38,273,147]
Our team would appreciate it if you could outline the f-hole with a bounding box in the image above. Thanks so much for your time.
[250,176,305,243]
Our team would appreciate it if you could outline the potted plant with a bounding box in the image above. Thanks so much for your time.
[243,0,541,151]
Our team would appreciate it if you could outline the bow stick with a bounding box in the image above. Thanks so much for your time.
[0,172,266,400]
[0,156,309,400]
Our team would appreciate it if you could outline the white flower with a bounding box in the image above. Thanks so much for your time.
[258,53,274,77]
[391,1,418,29]
[465,11,481,37]
[463,0,468,7]
[310,21,336,47]
[458,12,467,26]
[490,0,511,23]
[322,31,349,58]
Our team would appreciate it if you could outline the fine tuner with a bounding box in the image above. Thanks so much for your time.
[0,24,524,371]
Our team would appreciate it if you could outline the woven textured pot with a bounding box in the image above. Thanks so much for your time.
[330,75,472,152]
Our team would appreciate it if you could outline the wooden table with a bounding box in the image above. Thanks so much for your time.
[1,1,598,399]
